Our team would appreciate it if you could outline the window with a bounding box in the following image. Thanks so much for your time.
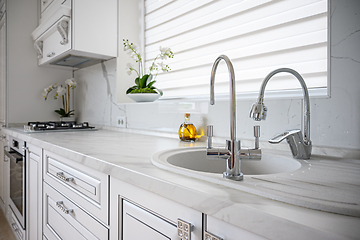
[144,0,328,99]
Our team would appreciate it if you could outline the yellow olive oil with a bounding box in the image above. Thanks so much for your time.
[178,113,197,142]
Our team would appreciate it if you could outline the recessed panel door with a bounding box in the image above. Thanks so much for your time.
[123,200,177,240]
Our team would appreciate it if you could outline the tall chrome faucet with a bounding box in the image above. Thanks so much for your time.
[249,68,312,159]
[207,55,261,181]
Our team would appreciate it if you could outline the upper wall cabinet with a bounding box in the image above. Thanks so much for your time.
[31,0,117,70]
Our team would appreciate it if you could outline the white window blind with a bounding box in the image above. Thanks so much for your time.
[144,0,328,99]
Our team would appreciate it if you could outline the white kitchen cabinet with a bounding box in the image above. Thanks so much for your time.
[26,144,43,240]
[43,150,109,224]
[110,177,203,240]
[43,150,109,240]
[43,182,108,240]
[122,200,180,239]
[32,0,117,69]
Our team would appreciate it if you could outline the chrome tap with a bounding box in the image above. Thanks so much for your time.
[207,55,261,181]
[249,68,312,159]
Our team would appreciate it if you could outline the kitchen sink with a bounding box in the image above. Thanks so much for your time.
[151,147,301,180]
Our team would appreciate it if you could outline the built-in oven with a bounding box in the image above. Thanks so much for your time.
[4,137,26,230]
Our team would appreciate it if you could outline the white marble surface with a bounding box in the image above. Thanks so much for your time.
[3,127,360,240]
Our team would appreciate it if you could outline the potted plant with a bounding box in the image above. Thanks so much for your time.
[43,78,77,121]
[123,39,174,102]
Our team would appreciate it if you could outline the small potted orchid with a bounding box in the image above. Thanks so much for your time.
[123,39,174,102]
[43,78,77,120]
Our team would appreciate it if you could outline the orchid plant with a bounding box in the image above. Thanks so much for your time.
[123,39,174,96]
[43,78,77,118]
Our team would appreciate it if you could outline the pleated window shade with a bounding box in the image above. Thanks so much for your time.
[144,0,328,99]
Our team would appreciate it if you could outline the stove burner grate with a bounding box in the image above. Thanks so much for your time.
[24,121,95,132]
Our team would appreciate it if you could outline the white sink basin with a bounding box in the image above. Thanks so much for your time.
[152,147,301,179]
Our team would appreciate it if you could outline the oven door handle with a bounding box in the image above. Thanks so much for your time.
[4,150,23,163]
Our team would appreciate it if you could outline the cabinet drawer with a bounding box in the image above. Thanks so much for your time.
[43,150,109,224]
[43,183,108,240]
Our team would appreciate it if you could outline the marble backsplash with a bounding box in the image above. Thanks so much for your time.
[74,0,360,157]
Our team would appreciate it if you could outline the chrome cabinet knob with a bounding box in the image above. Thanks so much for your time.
[47,52,55,57]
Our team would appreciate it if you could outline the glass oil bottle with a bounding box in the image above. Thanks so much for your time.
[178,113,197,142]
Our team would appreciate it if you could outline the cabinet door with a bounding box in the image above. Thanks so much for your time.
[110,177,202,240]
[123,200,177,239]
[26,144,43,240]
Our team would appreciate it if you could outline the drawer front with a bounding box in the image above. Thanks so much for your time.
[43,150,109,224]
[48,157,100,201]
[43,182,108,240]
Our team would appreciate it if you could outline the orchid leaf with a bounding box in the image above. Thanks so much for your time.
[147,80,156,88]
[135,77,140,87]
[140,74,150,88]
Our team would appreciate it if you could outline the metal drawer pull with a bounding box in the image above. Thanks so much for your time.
[56,201,73,214]
[204,231,223,240]
[56,172,74,182]
[177,219,194,240]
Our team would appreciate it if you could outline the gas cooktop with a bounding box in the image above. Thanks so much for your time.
[24,121,96,133]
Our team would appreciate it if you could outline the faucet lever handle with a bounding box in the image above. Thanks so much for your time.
[254,125,260,149]
[269,129,301,144]
[207,125,213,148]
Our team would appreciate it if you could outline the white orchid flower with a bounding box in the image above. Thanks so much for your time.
[56,86,66,97]
[65,78,77,89]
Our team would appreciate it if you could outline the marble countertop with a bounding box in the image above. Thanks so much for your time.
[3,127,360,240]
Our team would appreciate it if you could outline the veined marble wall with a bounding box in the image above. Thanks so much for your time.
[74,0,360,153]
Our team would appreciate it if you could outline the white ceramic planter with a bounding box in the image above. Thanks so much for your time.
[127,93,160,102]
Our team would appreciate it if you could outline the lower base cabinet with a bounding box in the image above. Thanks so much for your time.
[43,183,108,240]
[110,177,203,240]
[123,200,178,239]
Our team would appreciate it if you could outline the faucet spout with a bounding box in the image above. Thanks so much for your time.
[207,55,262,180]
[210,55,236,142]
[250,68,312,159]
[209,55,242,180]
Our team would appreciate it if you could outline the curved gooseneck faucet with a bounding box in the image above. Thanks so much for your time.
[249,68,312,159]
[207,55,261,181]
[209,55,240,180]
